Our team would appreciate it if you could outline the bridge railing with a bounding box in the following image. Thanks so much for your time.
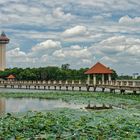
[0,80,140,87]
[97,80,140,87]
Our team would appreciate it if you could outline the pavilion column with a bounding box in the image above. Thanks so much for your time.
[102,74,105,85]
[87,75,90,85]
[108,74,111,82]
[93,74,96,86]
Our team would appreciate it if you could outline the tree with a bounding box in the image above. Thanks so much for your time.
[111,69,118,80]
[61,64,70,70]
[0,65,119,81]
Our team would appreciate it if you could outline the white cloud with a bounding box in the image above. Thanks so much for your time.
[119,15,140,25]
[52,7,73,20]
[126,45,140,56]
[52,50,65,58]
[82,59,92,64]
[53,47,91,59]
[98,36,128,54]
[88,35,140,73]
[100,36,126,46]
[6,34,140,74]
[32,40,61,52]
[7,48,26,58]
[6,48,36,68]
[6,40,93,68]
[41,55,49,62]
[70,45,81,49]
[1,0,140,74]
[100,56,118,63]
[94,36,140,56]
[63,25,88,37]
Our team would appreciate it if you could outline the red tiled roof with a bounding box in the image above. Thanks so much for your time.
[85,62,113,74]
[7,74,16,79]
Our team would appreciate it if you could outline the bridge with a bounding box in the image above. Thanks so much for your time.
[0,62,139,93]
[0,80,140,94]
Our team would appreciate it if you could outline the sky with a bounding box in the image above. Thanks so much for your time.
[0,0,140,75]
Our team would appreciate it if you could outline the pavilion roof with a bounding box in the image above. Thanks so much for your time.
[0,32,9,41]
[7,74,16,79]
[85,62,113,74]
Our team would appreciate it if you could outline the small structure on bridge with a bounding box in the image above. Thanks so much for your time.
[7,74,16,81]
[85,62,113,85]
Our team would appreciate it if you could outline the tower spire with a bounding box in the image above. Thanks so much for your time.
[1,31,6,37]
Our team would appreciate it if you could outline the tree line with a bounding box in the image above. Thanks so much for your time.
[0,64,118,81]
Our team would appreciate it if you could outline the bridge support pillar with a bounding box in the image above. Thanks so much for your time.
[87,86,90,92]
[110,89,114,93]
[113,89,115,93]
[120,89,125,94]
[72,86,74,91]
[66,86,68,91]
[93,87,96,92]
[59,86,61,90]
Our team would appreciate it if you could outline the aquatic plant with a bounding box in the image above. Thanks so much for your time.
[0,109,140,139]
[0,92,140,139]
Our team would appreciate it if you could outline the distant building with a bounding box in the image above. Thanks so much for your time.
[0,32,10,71]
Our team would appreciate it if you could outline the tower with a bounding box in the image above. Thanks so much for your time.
[0,32,10,71]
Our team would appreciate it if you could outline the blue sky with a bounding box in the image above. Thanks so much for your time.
[0,0,140,75]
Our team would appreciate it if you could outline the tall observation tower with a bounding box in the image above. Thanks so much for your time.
[0,32,10,71]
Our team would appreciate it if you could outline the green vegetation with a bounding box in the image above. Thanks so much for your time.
[0,64,118,81]
[0,92,140,105]
[1,109,140,140]
[0,65,88,81]
[0,92,140,139]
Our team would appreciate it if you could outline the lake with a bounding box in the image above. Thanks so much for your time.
[0,98,84,114]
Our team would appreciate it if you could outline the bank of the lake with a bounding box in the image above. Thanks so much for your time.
[0,92,140,139]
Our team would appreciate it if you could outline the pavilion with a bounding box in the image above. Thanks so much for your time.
[85,62,113,85]
[7,74,16,81]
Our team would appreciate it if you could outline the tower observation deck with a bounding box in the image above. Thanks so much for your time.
[0,32,10,71]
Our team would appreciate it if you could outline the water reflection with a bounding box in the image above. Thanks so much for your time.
[0,98,5,114]
[0,98,84,114]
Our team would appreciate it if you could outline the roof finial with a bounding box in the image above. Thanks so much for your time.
[1,31,6,37]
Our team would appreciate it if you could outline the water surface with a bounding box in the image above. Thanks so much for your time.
[0,98,84,114]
